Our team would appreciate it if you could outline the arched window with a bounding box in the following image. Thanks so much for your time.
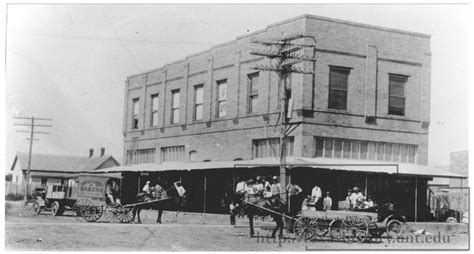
[189,150,197,162]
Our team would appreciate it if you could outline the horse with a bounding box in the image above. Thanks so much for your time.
[131,186,184,224]
[235,193,288,238]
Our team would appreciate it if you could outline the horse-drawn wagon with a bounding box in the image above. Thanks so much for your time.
[293,206,405,242]
[241,196,405,242]
[32,173,171,223]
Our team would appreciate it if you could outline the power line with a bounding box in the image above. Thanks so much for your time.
[101,7,143,72]
[13,116,53,205]
[10,32,215,46]
[250,33,317,205]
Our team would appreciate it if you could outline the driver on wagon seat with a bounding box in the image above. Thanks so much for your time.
[105,179,121,205]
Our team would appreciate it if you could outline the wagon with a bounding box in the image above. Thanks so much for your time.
[70,173,135,223]
[293,207,405,242]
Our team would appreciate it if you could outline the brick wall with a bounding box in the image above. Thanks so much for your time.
[123,14,431,165]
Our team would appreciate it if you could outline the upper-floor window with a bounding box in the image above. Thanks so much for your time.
[150,94,159,127]
[194,84,204,121]
[132,98,140,129]
[314,136,417,163]
[247,73,259,113]
[161,145,185,162]
[171,89,180,124]
[216,79,227,118]
[328,66,350,110]
[126,148,156,165]
[252,137,294,158]
[388,74,407,116]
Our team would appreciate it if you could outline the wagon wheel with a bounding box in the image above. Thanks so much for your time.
[386,219,403,238]
[329,219,343,240]
[341,216,369,243]
[84,205,103,222]
[118,207,134,223]
[33,201,41,215]
[104,204,122,223]
[72,199,92,222]
[293,217,316,240]
[104,205,133,223]
[312,218,330,238]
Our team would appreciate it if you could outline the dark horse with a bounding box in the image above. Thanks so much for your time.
[235,194,288,238]
[131,186,183,224]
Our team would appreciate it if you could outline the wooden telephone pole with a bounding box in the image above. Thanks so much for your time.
[250,33,317,202]
[14,116,53,204]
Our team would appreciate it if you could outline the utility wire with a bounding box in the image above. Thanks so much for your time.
[101,8,143,72]
[10,32,215,46]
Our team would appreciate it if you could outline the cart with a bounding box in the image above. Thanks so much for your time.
[71,173,171,223]
[293,208,405,242]
[32,173,170,223]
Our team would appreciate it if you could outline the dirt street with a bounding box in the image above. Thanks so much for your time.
[5,202,469,251]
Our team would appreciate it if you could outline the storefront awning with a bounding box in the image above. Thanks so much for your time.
[91,157,467,179]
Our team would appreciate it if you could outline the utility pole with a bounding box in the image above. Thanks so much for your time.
[250,33,317,203]
[14,116,53,204]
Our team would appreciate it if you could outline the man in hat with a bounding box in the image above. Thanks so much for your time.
[270,176,282,198]
[174,181,186,213]
[310,185,322,208]
[105,178,121,205]
[345,188,353,210]
[254,176,265,196]
[350,186,364,209]
[323,191,333,211]
[142,181,152,194]
[245,179,256,195]
[153,177,165,200]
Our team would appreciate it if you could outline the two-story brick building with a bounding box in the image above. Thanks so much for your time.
[123,14,430,165]
[97,14,466,220]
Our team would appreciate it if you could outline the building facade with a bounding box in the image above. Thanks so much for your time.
[123,14,431,168]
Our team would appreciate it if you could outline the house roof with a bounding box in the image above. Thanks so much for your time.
[91,157,467,179]
[12,153,119,173]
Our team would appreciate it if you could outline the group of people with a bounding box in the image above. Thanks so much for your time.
[345,186,374,210]
[287,183,333,214]
[235,176,283,199]
[141,179,187,211]
[233,176,376,214]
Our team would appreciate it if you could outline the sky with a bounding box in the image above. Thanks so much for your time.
[3,4,470,169]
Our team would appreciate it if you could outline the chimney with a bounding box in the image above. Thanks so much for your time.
[100,147,105,157]
[89,148,94,157]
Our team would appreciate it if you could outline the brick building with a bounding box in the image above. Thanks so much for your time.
[123,14,431,166]
[103,15,466,220]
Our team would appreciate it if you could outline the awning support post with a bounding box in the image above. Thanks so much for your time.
[137,175,141,194]
[415,177,418,222]
[203,175,207,214]
[364,174,368,196]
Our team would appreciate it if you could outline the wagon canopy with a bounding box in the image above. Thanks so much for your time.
[90,157,466,179]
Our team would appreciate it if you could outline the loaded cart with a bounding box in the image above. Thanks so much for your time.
[244,200,406,242]
[293,206,406,242]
